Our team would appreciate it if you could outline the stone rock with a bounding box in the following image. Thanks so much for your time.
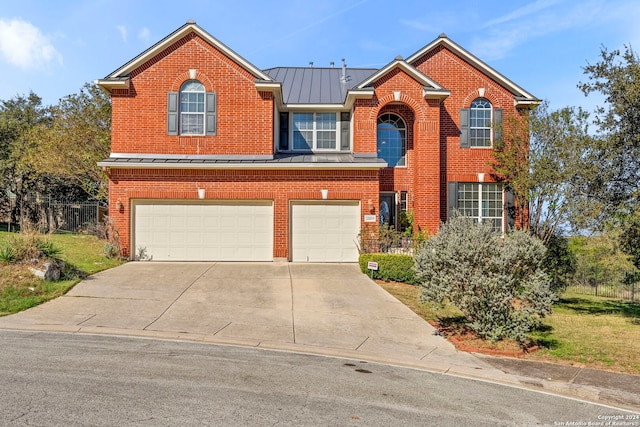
[29,260,65,281]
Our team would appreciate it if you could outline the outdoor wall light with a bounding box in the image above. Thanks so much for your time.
[477,172,485,183]
[115,198,122,210]
[321,189,329,200]
[198,188,206,199]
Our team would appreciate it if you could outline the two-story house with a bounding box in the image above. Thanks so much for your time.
[97,20,538,262]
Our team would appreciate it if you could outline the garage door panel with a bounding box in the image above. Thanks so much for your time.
[291,202,359,263]
[134,201,273,261]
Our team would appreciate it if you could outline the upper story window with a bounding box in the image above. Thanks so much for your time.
[167,80,217,136]
[470,98,492,147]
[377,113,406,167]
[180,81,205,134]
[278,112,351,152]
[459,98,503,148]
[292,113,337,150]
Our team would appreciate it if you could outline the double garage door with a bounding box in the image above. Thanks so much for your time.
[133,201,273,261]
[132,200,359,262]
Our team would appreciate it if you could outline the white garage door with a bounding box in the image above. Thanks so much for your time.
[133,200,273,261]
[291,201,360,262]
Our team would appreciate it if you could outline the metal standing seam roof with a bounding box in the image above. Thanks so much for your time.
[263,67,377,104]
[97,153,388,169]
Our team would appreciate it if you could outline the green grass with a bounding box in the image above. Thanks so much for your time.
[0,231,125,316]
[378,281,640,375]
[527,292,640,374]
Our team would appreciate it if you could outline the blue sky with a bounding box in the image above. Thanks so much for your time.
[0,0,638,114]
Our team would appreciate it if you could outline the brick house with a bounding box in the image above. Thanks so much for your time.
[97,20,539,262]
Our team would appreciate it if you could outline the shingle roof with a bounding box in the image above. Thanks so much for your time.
[263,67,377,104]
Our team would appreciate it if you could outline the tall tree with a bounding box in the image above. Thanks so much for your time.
[0,92,52,223]
[579,44,640,214]
[491,102,596,243]
[31,83,111,202]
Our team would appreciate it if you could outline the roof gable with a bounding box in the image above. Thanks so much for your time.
[100,20,272,83]
[355,58,450,100]
[406,34,539,105]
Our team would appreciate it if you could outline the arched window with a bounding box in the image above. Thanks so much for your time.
[469,98,492,147]
[180,80,205,135]
[377,113,406,167]
[167,81,217,136]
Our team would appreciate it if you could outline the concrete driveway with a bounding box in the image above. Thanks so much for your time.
[0,262,505,378]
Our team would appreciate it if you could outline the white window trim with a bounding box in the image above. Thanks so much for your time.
[288,112,340,152]
[470,99,493,148]
[179,82,205,136]
[460,183,505,232]
[377,113,408,168]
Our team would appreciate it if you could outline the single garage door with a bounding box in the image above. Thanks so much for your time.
[133,200,273,261]
[291,201,360,262]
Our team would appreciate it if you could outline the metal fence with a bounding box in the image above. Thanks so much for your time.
[3,200,107,234]
[566,284,637,302]
[45,201,107,233]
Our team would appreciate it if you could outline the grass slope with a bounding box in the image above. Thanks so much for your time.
[0,231,125,316]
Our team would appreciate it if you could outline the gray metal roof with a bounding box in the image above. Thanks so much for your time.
[263,67,377,104]
[98,153,387,169]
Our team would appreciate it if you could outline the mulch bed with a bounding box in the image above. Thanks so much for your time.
[428,320,539,357]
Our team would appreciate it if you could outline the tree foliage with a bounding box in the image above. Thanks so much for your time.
[543,234,577,293]
[617,211,640,273]
[0,92,52,222]
[569,228,636,289]
[31,83,111,202]
[579,44,640,216]
[491,101,597,242]
[414,214,556,343]
[0,84,111,226]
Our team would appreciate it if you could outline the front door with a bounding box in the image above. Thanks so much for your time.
[379,194,395,228]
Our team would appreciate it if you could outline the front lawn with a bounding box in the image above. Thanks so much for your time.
[0,231,125,316]
[378,281,640,375]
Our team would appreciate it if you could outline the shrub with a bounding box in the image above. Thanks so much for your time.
[359,253,417,284]
[414,214,556,343]
[543,234,577,293]
[1,229,62,264]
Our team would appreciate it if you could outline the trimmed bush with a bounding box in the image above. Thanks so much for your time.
[414,214,556,343]
[359,253,417,284]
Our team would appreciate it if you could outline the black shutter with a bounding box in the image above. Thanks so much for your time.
[460,108,470,148]
[206,92,217,136]
[447,181,459,219]
[167,92,178,135]
[505,186,516,230]
[279,112,289,151]
[493,108,503,147]
[340,112,351,151]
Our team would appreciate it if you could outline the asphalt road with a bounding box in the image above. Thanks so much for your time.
[0,330,633,426]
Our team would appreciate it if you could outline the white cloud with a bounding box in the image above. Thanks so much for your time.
[116,25,127,42]
[138,27,150,44]
[0,18,62,70]
[483,0,561,28]
[470,1,603,60]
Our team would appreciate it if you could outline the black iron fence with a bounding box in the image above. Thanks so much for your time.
[566,284,637,302]
[3,200,107,234]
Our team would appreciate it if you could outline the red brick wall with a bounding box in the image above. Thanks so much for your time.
[411,45,520,220]
[353,67,442,234]
[108,168,379,259]
[110,32,274,156]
